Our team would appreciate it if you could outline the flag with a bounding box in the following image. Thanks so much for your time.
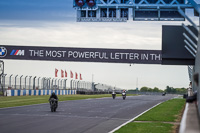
[70,71,73,78]
[80,73,82,80]
[65,70,67,77]
[61,69,64,78]
[55,68,58,77]
[75,72,78,79]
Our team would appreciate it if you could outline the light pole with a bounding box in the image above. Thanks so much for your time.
[29,76,32,90]
[77,81,80,91]
[51,78,54,89]
[9,74,13,89]
[15,75,18,89]
[48,78,51,90]
[61,79,63,89]
[92,74,94,83]
[20,75,23,89]
[64,79,67,89]
[24,75,28,89]
[136,77,138,91]
[70,80,73,90]
[38,77,41,89]
[33,76,36,89]
[58,79,60,89]
[2,74,7,91]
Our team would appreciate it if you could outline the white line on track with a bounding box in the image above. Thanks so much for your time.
[108,102,162,133]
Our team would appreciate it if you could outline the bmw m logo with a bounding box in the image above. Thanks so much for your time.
[10,50,25,56]
[0,47,7,57]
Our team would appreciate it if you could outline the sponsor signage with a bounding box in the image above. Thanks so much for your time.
[0,45,162,64]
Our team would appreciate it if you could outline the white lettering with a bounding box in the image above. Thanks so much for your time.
[85,52,89,58]
[46,50,66,58]
[79,52,85,58]
[129,53,133,60]
[68,51,73,57]
[46,51,51,57]
[134,53,139,60]
[141,54,148,60]
[29,50,44,57]
[73,51,78,58]
[16,50,24,56]
[150,54,161,60]
[90,52,95,58]
[115,53,120,59]
[110,53,114,59]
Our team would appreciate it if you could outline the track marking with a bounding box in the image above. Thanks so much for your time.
[108,102,162,133]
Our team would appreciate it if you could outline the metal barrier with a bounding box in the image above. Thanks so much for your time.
[0,74,122,96]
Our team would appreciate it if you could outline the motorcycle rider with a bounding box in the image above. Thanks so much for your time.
[122,90,126,100]
[49,92,58,108]
[112,90,116,99]
[122,90,126,97]
[122,90,126,94]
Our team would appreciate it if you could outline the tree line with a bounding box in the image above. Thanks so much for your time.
[129,86,187,94]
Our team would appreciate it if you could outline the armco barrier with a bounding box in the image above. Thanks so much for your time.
[5,89,76,96]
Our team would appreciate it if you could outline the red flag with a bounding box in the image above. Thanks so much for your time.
[75,72,78,79]
[65,70,67,77]
[61,69,64,78]
[70,71,73,78]
[55,68,58,77]
[80,73,82,80]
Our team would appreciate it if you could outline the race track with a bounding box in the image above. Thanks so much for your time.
[0,95,175,133]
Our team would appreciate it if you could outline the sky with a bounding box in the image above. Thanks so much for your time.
[0,0,199,90]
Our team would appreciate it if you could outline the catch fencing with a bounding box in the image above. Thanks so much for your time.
[0,74,121,96]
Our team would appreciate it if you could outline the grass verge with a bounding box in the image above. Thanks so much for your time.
[115,122,173,133]
[135,98,185,122]
[114,98,185,133]
[0,94,137,108]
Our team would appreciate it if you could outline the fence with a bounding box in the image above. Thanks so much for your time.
[0,74,122,96]
[0,74,93,90]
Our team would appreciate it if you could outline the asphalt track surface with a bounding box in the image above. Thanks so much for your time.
[0,95,175,133]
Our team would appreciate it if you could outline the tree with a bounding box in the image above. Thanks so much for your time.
[153,87,159,92]
[165,86,172,93]
[148,88,153,92]
[140,87,148,92]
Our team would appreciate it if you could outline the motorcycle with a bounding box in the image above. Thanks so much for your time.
[122,92,126,100]
[112,93,116,99]
[49,98,58,112]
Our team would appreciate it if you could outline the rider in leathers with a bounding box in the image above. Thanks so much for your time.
[49,92,58,108]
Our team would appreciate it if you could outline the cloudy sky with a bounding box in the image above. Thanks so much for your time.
[0,0,199,90]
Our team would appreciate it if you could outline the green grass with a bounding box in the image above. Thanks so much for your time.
[114,98,185,133]
[0,94,137,108]
[135,98,185,122]
[115,122,173,133]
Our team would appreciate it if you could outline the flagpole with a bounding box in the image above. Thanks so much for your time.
[136,77,138,90]
[92,74,94,83]
[92,74,94,91]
